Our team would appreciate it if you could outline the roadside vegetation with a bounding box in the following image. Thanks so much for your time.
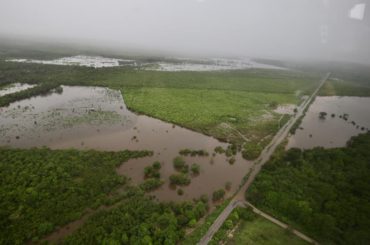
[319,78,370,97]
[181,199,231,245]
[246,133,370,244]
[0,147,151,244]
[211,207,308,245]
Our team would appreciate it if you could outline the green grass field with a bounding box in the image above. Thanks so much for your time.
[228,216,308,245]
[123,87,298,145]
[319,78,370,97]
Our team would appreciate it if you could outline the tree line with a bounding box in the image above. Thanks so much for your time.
[247,133,370,244]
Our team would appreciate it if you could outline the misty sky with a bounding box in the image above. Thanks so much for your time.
[0,0,369,64]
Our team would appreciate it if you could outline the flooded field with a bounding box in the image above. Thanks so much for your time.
[7,55,284,71]
[0,83,35,96]
[7,55,134,68]
[146,58,285,71]
[287,96,370,149]
[0,86,252,202]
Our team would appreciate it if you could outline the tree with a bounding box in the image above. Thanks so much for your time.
[191,163,200,175]
[152,161,161,170]
[212,189,225,202]
[173,156,186,170]
[169,174,191,186]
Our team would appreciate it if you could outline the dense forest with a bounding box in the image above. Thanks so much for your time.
[63,189,209,244]
[0,148,151,244]
[247,133,370,244]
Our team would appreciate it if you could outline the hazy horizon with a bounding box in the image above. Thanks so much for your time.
[1,0,369,64]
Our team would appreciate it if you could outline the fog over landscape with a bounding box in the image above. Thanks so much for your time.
[2,1,370,244]
[0,0,369,63]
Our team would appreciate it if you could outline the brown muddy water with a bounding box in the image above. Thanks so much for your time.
[0,86,252,202]
[287,96,370,149]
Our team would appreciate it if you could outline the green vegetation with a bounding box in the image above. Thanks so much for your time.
[319,78,370,97]
[228,157,236,164]
[173,156,186,170]
[214,146,225,154]
[0,58,320,159]
[221,208,308,245]
[290,96,315,135]
[141,162,163,192]
[191,163,200,175]
[0,147,151,244]
[152,161,161,170]
[124,87,299,148]
[179,149,209,157]
[247,133,370,244]
[140,178,164,192]
[210,207,252,244]
[177,188,184,196]
[169,173,191,186]
[144,161,162,179]
[225,144,238,157]
[63,189,209,244]
[242,143,263,160]
[212,189,226,202]
[181,200,230,244]
[0,83,61,107]
[214,144,243,162]
[173,156,190,174]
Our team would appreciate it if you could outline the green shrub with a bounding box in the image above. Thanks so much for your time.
[214,146,225,154]
[228,157,236,165]
[191,163,200,175]
[242,143,262,160]
[140,178,164,192]
[152,161,161,170]
[169,173,191,186]
[173,156,186,170]
[212,189,225,202]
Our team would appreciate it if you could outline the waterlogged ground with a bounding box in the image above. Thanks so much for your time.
[7,55,134,68]
[0,86,252,202]
[0,83,35,96]
[288,96,370,149]
[146,58,285,71]
[7,55,284,71]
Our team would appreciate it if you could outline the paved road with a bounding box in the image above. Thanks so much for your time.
[198,73,331,245]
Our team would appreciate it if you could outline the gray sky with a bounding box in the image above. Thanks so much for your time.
[0,0,369,64]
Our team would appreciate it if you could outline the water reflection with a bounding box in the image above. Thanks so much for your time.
[287,96,370,149]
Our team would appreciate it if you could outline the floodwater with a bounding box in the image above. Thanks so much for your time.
[287,96,370,149]
[145,58,285,71]
[0,83,35,96]
[7,55,284,71]
[0,86,252,202]
[7,55,134,68]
